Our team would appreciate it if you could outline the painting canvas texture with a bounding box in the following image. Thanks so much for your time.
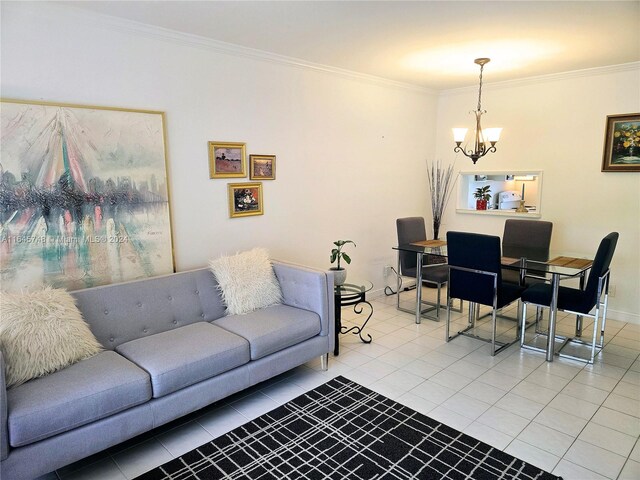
[215,148,243,173]
[234,187,260,212]
[0,100,174,292]
[610,119,640,165]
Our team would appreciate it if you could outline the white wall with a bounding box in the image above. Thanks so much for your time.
[434,66,640,321]
[0,3,437,291]
[3,3,639,321]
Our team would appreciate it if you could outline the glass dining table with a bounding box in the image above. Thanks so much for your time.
[393,241,593,362]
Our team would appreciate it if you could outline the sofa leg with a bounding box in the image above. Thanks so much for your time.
[320,353,329,371]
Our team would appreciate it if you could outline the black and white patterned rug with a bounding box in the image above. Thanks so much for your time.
[137,376,561,479]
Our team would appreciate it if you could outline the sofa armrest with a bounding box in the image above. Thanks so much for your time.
[272,260,334,347]
[0,350,8,461]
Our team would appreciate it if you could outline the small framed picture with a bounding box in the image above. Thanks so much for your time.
[228,182,263,218]
[209,142,246,178]
[602,113,640,172]
[249,154,276,180]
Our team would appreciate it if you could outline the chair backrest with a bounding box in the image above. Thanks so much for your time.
[502,219,553,261]
[396,217,427,275]
[446,231,502,306]
[583,232,619,308]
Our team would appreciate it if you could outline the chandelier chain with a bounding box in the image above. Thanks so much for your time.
[477,63,484,112]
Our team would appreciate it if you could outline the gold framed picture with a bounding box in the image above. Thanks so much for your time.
[602,113,640,172]
[249,154,276,180]
[0,98,175,291]
[208,141,246,178]
[228,182,263,218]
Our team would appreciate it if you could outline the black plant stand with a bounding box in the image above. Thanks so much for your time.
[334,280,373,355]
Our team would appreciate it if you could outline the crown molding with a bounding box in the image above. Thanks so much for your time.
[10,3,637,96]
[440,62,640,96]
[36,3,436,95]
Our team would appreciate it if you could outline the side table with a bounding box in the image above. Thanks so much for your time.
[334,280,374,355]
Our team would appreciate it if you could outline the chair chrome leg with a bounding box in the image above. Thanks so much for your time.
[445,293,452,341]
[590,308,599,364]
[467,302,475,327]
[575,315,583,337]
[520,302,528,347]
[600,292,609,347]
[491,308,497,356]
[320,353,329,371]
[535,306,543,334]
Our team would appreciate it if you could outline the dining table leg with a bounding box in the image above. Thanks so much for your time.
[415,251,423,324]
[546,273,560,362]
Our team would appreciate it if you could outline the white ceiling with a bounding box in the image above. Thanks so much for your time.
[62,1,640,90]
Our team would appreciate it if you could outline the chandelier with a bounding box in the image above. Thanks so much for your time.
[453,58,502,164]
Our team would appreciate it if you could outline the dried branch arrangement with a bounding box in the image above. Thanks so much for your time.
[426,159,457,240]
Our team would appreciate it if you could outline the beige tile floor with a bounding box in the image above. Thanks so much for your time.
[45,287,640,480]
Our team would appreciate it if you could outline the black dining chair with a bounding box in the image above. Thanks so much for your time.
[446,231,526,356]
[396,217,449,320]
[488,219,554,327]
[520,232,619,363]
[501,219,553,286]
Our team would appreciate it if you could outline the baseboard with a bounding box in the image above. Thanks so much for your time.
[369,287,390,299]
[607,309,640,325]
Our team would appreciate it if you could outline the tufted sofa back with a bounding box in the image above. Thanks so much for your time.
[72,269,225,350]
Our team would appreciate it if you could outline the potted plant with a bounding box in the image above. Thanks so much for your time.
[330,240,355,286]
[474,185,492,210]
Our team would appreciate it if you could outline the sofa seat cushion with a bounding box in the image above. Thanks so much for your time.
[7,351,151,447]
[115,322,250,398]
[213,304,321,360]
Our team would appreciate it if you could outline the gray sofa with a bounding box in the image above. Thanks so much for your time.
[0,260,334,480]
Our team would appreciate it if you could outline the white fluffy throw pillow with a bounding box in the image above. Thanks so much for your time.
[209,248,283,315]
[0,287,103,388]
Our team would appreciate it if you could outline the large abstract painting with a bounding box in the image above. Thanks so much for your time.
[0,100,174,291]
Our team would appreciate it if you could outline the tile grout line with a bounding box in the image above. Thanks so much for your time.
[389,307,638,478]
[616,436,640,480]
[504,325,638,478]
[551,353,634,480]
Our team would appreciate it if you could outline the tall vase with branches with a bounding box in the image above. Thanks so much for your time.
[426,159,457,240]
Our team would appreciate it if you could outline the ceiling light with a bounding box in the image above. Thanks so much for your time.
[453,58,501,164]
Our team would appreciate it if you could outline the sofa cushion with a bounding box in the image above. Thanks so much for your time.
[209,248,282,315]
[115,322,250,398]
[7,351,151,447]
[0,287,103,388]
[213,304,321,360]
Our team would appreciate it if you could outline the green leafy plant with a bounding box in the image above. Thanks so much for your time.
[473,185,492,201]
[330,240,356,270]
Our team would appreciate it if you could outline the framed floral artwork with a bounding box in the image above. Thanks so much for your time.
[208,141,246,178]
[602,113,640,172]
[228,182,263,218]
[249,155,276,180]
